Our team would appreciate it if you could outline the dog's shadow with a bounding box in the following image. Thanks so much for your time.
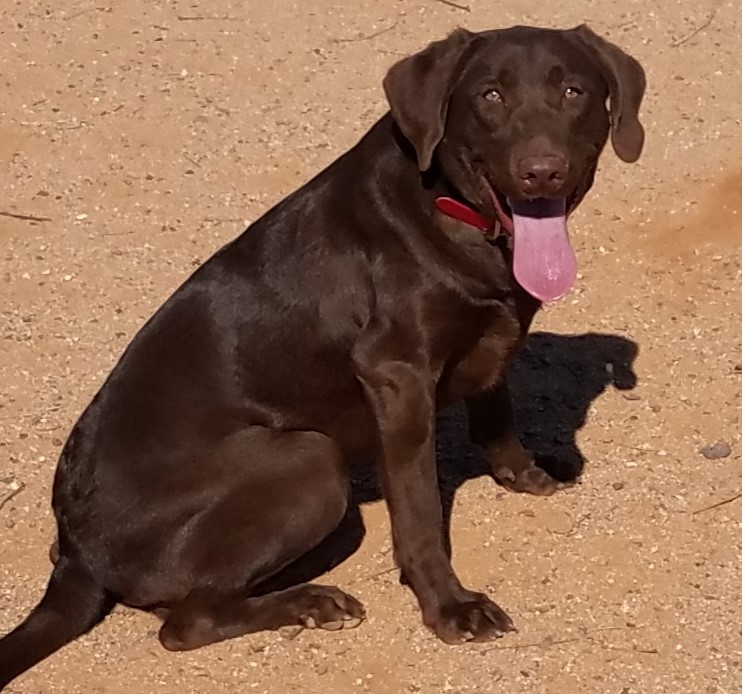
[255,331,638,594]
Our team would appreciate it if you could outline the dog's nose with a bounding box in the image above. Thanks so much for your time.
[516,155,567,196]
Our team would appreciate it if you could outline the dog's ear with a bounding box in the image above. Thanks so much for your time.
[383,29,474,171]
[573,25,646,163]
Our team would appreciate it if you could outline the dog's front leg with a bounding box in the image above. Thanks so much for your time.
[467,378,562,496]
[354,344,515,644]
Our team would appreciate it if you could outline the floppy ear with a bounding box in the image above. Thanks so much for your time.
[383,29,474,171]
[573,24,646,163]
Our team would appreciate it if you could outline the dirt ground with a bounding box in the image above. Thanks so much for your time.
[1,0,741,692]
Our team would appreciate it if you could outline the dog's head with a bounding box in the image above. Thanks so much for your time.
[383,25,646,302]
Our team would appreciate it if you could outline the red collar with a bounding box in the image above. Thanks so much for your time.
[435,196,514,239]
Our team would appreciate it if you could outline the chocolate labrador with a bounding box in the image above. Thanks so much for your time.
[0,24,645,689]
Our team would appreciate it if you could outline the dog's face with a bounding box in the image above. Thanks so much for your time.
[445,28,622,207]
[383,25,646,302]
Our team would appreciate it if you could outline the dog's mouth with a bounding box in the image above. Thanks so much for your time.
[480,176,577,303]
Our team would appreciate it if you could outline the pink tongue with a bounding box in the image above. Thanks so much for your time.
[509,198,576,303]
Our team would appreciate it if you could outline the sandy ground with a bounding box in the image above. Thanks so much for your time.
[1,1,741,692]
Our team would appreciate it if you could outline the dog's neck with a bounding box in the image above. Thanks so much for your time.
[433,196,511,247]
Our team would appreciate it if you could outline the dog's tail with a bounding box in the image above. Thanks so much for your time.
[0,555,113,690]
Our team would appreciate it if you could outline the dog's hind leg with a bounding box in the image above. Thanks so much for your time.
[155,428,365,651]
[159,582,364,651]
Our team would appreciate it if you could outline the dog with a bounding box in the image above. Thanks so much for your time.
[0,24,645,689]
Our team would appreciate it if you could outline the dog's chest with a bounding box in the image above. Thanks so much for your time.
[438,299,525,404]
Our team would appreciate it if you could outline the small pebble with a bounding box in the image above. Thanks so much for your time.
[699,442,732,460]
[278,625,304,640]
[612,481,625,490]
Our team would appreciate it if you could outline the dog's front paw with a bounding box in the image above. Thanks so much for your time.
[426,591,516,644]
[493,460,562,496]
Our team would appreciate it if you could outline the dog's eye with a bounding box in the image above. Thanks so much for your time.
[564,86,584,99]
[483,89,503,103]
